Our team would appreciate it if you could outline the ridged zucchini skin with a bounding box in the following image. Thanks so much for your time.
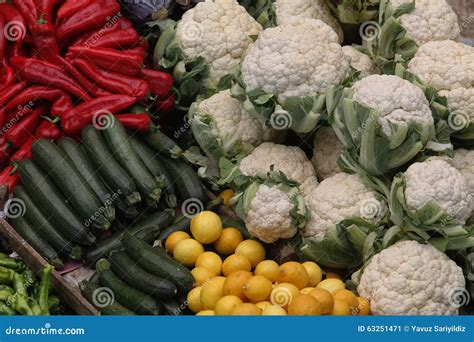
[80,280,136,316]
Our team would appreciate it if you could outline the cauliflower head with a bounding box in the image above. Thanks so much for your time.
[358,240,465,315]
[352,75,434,136]
[241,17,350,103]
[245,184,298,243]
[390,0,460,46]
[342,46,378,75]
[408,40,474,127]
[190,90,283,159]
[239,142,319,194]
[176,0,262,84]
[451,149,474,216]
[404,159,471,223]
[312,126,343,180]
[274,0,343,42]
[303,173,387,241]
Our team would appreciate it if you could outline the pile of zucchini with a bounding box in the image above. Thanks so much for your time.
[10,118,208,268]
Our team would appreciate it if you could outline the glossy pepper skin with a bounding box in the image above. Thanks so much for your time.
[0,67,16,91]
[155,94,175,114]
[71,58,150,99]
[10,57,91,100]
[34,119,62,142]
[0,4,27,47]
[33,0,61,63]
[140,69,173,98]
[57,0,92,20]
[10,136,35,162]
[5,106,45,148]
[71,16,134,48]
[0,136,12,164]
[61,95,137,136]
[0,165,20,191]
[115,114,152,133]
[0,14,6,61]
[66,46,144,76]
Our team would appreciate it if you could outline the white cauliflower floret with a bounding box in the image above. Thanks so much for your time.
[450,149,474,216]
[241,17,350,103]
[358,240,465,315]
[303,173,387,241]
[246,184,298,243]
[239,142,318,195]
[404,159,471,223]
[408,40,474,121]
[352,75,434,136]
[176,0,262,83]
[274,0,343,43]
[390,0,460,46]
[342,46,378,75]
[312,126,343,180]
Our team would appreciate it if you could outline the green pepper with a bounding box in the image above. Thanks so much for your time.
[28,298,43,315]
[37,264,52,315]
[12,272,33,315]
[0,302,16,315]
[0,258,26,271]
[21,268,36,289]
[0,266,15,284]
[48,295,60,315]
[0,287,14,301]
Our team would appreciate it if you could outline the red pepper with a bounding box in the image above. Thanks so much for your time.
[0,4,27,46]
[34,119,62,141]
[155,94,175,113]
[61,95,137,136]
[5,41,28,60]
[57,0,92,20]
[140,69,174,98]
[0,136,12,164]
[0,164,20,191]
[33,0,60,63]
[115,114,152,133]
[71,58,150,99]
[10,56,91,100]
[57,56,112,98]
[80,28,140,50]
[0,66,16,90]
[4,86,72,116]
[0,14,6,61]
[0,82,26,108]
[66,46,144,76]
[56,0,121,43]
[10,135,35,161]
[11,0,37,27]
[4,106,44,148]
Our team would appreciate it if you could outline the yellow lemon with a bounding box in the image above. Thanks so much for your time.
[270,283,300,309]
[243,275,273,302]
[316,278,345,294]
[196,310,215,316]
[333,289,359,311]
[173,239,204,267]
[214,295,243,315]
[223,271,253,300]
[278,262,309,289]
[255,301,272,311]
[357,297,371,316]
[332,298,351,315]
[254,260,279,282]
[187,287,204,313]
[262,305,287,316]
[200,276,226,310]
[325,271,342,279]
[308,288,334,315]
[222,254,252,276]
[190,211,223,244]
[165,231,190,253]
[214,228,243,255]
[287,294,322,315]
[230,303,261,315]
[191,267,214,286]
[300,287,314,295]
[218,189,235,206]
[235,240,265,268]
[195,252,222,275]
[302,261,322,287]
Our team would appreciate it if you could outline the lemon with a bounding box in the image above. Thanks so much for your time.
[325,271,342,279]
[165,231,190,252]
[223,271,253,300]
[187,287,204,313]
[254,260,279,282]
[300,287,314,295]
[190,211,223,244]
[357,297,371,316]
[191,267,214,286]
[288,294,322,315]
[255,301,272,310]
[278,262,309,289]
[243,275,273,302]
[218,189,235,206]
[332,298,351,315]
[235,240,265,268]
[316,278,345,294]
[333,289,359,311]
[230,303,261,316]
[308,288,334,315]
[173,239,204,267]
[214,228,243,255]
[222,254,252,276]
[270,283,299,309]
[214,295,243,315]
[200,276,226,310]
[196,310,215,316]
[195,252,222,275]
[302,261,322,287]
[262,305,287,316]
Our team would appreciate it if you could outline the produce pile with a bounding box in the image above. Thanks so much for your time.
[0,0,472,317]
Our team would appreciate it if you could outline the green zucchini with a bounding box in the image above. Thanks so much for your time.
[58,138,116,222]
[9,216,63,269]
[79,280,135,316]
[17,160,95,245]
[0,302,16,315]
[159,157,207,204]
[31,139,111,231]
[129,136,177,208]
[96,259,160,315]
[82,125,141,206]
[143,130,182,159]
[103,118,162,202]
[122,232,194,292]
[109,251,177,299]
[84,209,174,265]
[160,298,186,315]
[13,186,82,260]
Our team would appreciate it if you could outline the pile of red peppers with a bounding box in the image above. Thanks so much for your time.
[0,0,175,191]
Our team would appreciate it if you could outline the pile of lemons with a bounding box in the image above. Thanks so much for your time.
[165,210,370,316]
